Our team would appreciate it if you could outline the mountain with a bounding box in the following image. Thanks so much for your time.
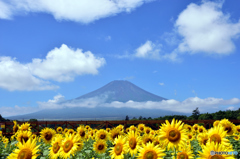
[62,80,167,103]
[7,80,188,120]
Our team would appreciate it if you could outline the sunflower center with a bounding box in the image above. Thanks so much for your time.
[53,142,60,154]
[63,140,73,153]
[20,136,29,143]
[188,127,191,131]
[199,128,203,132]
[113,133,119,140]
[203,139,208,145]
[114,143,123,155]
[178,152,188,159]
[168,129,181,142]
[100,134,106,139]
[224,126,232,133]
[129,138,137,149]
[98,144,104,150]
[18,148,32,159]
[145,138,152,144]
[210,155,224,159]
[80,131,85,137]
[140,127,144,131]
[188,135,192,139]
[45,132,52,141]
[146,129,150,134]
[144,151,157,159]
[194,127,198,130]
[210,134,221,144]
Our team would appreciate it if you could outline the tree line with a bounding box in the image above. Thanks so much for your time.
[126,107,240,121]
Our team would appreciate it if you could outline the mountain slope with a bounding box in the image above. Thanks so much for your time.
[63,80,167,103]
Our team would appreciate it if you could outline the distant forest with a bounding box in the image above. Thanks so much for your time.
[1,107,240,122]
[128,107,240,121]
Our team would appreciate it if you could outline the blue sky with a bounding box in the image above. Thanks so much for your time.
[0,0,240,117]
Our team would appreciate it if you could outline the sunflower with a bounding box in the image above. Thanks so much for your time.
[56,127,63,134]
[187,133,194,141]
[16,130,32,144]
[158,119,188,150]
[126,128,130,133]
[31,134,37,140]
[49,135,63,159]
[141,134,155,146]
[184,124,192,132]
[137,142,165,159]
[75,136,84,151]
[233,134,239,140]
[177,145,194,159]
[67,129,75,135]
[109,135,127,159]
[13,121,19,134]
[213,120,220,127]
[144,127,152,135]
[85,125,91,130]
[138,123,145,133]
[7,138,40,159]
[129,125,137,132]
[106,128,111,133]
[198,142,235,159]
[77,126,87,141]
[219,119,236,136]
[93,139,108,154]
[96,129,109,141]
[207,126,230,147]
[19,122,31,132]
[235,125,240,134]
[125,130,142,156]
[110,128,123,142]
[198,126,206,134]
[197,133,209,146]
[40,128,56,144]
[117,125,125,132]
[192,124,199,132]
[59,134,80,159]
[88,130,95,140]
[63,128,69,134]
[2,136,9,148]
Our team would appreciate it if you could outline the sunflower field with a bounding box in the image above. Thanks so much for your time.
[0,118,240,159]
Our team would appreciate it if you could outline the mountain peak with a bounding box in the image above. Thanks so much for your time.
[74,80,167,103]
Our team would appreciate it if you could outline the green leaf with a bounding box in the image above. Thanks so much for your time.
[43,150,49,156]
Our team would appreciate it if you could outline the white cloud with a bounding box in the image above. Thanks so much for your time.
[0,1,12,19]
[0,0,154,23]
[0,105,40,117]
[0,44,105,91]
[175,1,240,55]
[133,40,181,62]
[28,44,106,82]
[2,95,240,117]
[135,40,161,59]
[0,56,59,91]
[159,82,164,86]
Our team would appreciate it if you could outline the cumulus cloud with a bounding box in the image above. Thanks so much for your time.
[0,56,59,91]
[175,0,240,54]
[135,40,162,59]
[0,44,105,91]
[2,95,240,117]
[28,44,106,82]
[159,83,164,86]
[0,0,154,23]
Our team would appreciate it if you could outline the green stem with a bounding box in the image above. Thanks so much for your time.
[174,147,177,159]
